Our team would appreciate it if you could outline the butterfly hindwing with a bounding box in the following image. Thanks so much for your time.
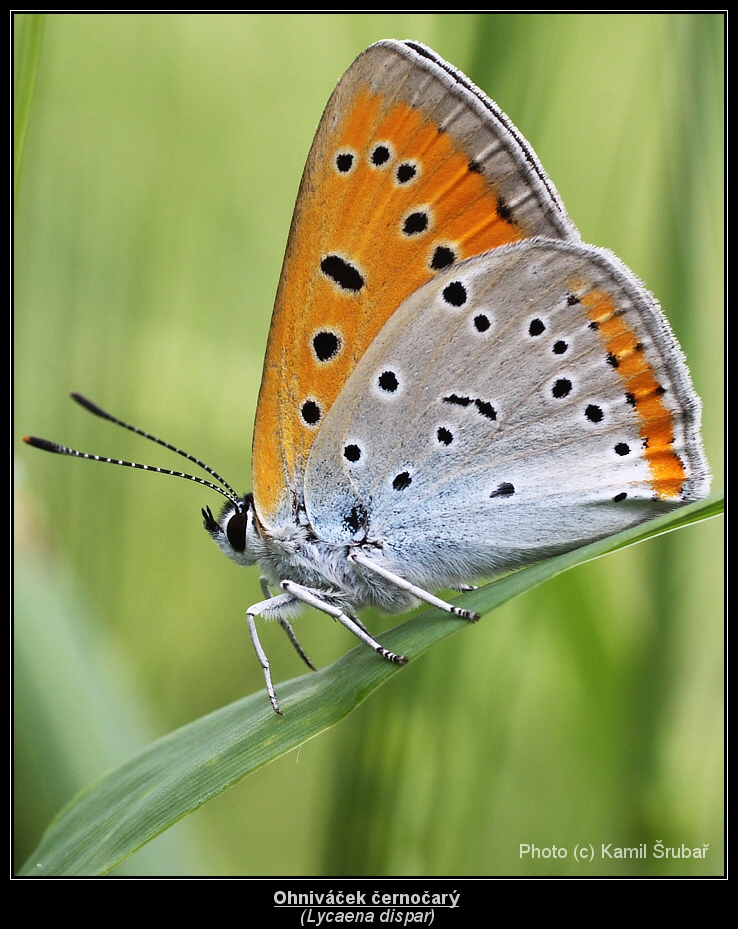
[251,40,579,529]
[303,239,709,583]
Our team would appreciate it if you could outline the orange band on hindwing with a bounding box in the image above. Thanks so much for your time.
[581,288,687,499]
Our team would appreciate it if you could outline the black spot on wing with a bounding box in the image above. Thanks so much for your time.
[396,162,417,184]
[320,255,364,292]
[552,378,572,399]
[403,211,429,236]
[443,394,497,422]
[371,144,390,166]
[585,404,604,423]
[312,331,341,362]
[430,246,456,270]
[336,152,354,173]
[442,281,467,307]
[378,370,399,393]
[474,399,497,421]
[301,400,321,426]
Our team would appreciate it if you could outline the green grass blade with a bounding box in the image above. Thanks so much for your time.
[20,492,722,876]
[13,13,46,201]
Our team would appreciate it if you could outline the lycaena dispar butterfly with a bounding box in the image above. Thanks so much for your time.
[25,40,710,715]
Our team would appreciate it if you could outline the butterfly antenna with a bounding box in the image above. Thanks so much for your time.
[23,435,241,507]
[71,392,241,499]
[23,393,242,508]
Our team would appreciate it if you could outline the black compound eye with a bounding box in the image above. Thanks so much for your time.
[226,508,247,553]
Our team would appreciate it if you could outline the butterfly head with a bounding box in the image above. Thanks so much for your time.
[203,492,261,567]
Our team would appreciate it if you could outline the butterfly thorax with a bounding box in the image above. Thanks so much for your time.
[207,495,419,614]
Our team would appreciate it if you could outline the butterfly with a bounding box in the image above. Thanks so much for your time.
[25,40,710,715]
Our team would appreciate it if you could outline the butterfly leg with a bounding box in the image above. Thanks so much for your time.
[258,575,317,671]
[276,617,318,672]
[347,612,371,636]
[348,552,480,621]
[246,599,284,715]
[280,580,408,666]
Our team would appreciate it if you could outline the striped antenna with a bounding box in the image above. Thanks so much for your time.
[23,394,242,509]
[70,393,240,501]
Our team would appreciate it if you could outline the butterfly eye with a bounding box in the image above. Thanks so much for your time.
[225,508,247,553]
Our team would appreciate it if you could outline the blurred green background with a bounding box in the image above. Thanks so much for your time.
[14,13,723,875]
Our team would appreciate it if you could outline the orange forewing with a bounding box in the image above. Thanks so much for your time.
[252,48,563,526]
[253,89,522,524]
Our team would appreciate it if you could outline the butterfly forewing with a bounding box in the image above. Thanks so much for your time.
[252,40,578,529]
